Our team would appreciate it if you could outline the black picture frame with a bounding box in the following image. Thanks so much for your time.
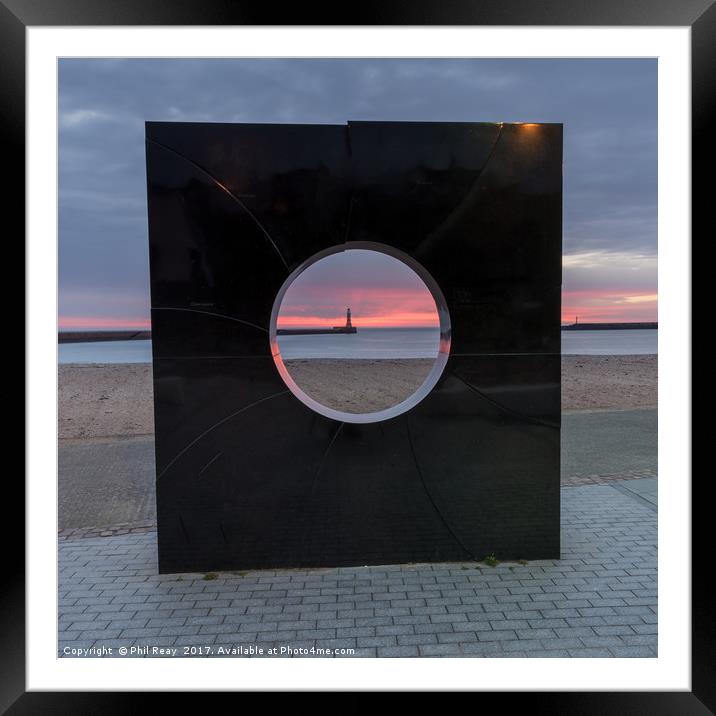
[10,0,703,708]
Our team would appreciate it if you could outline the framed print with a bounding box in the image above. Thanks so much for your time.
[14,0,704,707]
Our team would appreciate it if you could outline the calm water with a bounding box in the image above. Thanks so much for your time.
[57,328,657,364]
[278,328,440,359]
[561,329,657,355]
[59,340,154,364]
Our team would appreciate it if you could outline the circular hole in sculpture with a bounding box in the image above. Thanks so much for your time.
[269,242,451,423]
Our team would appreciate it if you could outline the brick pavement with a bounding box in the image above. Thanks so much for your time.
[58,481,657,658]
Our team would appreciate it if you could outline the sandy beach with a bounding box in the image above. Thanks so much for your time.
[284,358,435,414]
[59,363,156,440]
[58,355,657,439]
[560,354,657,412]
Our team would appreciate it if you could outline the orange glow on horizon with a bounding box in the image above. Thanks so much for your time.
[277,310,439,329]
[60,288,657,332]
[278,282,441,328]
[561,289,657,323]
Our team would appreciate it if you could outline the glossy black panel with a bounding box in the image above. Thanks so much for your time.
[146,121,562,573]
[146,123,350,359]
[348,122,563,355]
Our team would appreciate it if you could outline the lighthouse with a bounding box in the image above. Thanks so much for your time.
[279,306,356,335]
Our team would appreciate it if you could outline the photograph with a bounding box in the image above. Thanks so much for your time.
[56,57,658,660]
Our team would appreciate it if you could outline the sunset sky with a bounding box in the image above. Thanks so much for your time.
[277,251,439,329]
[58,58,657,329]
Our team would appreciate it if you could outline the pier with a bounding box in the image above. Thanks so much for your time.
[561,322,657,331]
[58,330,151,344]
[276,307,358,336]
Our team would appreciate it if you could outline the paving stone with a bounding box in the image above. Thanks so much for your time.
[414,622,455,635]
[393,615,430,625]
[146,617,187,628]
[418,644,462,656]
[621,634,657,647]
[337,627,375,638]
[491,620,530,630]
[120,627,162,638]
[79,629,122,640]
[438,631,478,643]
[580,635,628,648]
[569,647,614,657]
[453,620,493,633]
[394,633,436,648]
[609,645,656,657]
[478,630,516,642]
[593,625,636,636]
[376,625,415,637]
[503,639,547,652]
[68,620,110,631]
[460,642,503,655]
[378,646,419,657]
[357,636,397,648]
[296,628,336,640]
[159,626,201,637]
[516,629,557,640]
[355,616,393,628]
[108,619,150,631]
[554,626,597,638]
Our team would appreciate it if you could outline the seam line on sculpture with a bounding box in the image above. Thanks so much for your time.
[146,137,290,271]
[152,306,268,333]
[310,422,345,495]
[342,195,355,246]
[178,514,190,544]
[153,355,265,361]
[416,123,504,256]
[480,121,505,174]
[472,124,507,195]
[156,390,289,481]
[405,419,478,562]
[450,370,559,429]
[198,451,223,477]
[450,352,561,357]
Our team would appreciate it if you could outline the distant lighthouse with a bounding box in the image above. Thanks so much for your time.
[278,306,356,335]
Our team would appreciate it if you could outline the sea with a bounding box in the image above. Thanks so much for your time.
[58,328,658,364]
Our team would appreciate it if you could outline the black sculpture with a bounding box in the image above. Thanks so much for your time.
[146,120,562,573]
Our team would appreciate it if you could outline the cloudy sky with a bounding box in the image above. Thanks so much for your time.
[58,58,657,328]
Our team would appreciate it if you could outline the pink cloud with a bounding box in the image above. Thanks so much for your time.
[60,289,658,331]
[278,285,440,328]
[561,289,657,323]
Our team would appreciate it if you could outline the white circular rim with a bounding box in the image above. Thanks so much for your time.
[269,241,452,424]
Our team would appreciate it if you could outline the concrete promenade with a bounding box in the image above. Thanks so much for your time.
[59,409,657,537]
